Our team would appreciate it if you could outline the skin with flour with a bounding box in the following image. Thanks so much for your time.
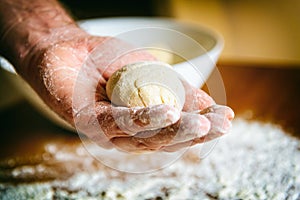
[0,0,234,152]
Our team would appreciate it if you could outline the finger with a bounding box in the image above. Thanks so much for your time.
[111,104,181,135]
[74,103,114,149]
[162,123,229,152]
[110,137,150,153]
[160,140,193,152]
[181,81,215,112]
[194,105,234,143]
[75,102,180,150]
[92,102,180,138]
[162,105,234,152]
[200,104,235,120]
[110,112,211,153]
[163,112,210,145]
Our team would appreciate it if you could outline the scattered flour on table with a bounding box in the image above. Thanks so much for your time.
[0,119,300,199]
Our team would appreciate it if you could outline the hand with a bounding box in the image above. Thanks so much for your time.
[21,29,234,153]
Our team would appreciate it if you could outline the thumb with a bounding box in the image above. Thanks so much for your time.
[74,102,181,142]
[110,104,181,135]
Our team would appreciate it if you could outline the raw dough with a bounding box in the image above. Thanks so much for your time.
[106,61,185,110]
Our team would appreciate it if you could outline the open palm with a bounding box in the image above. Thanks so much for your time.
[21,31,234,153]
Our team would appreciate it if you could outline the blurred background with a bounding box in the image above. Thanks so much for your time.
[61,0,300,65]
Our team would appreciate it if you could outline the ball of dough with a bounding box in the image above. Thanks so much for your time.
[106,61,185,110]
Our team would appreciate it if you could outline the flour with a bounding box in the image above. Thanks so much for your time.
[0,119,300,199]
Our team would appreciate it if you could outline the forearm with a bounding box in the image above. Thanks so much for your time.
[0,0,80,71]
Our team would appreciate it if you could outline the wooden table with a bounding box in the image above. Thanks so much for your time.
[214,63,300,137]
[0,64,300,160]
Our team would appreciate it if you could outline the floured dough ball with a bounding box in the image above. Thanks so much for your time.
[106,61,185,110]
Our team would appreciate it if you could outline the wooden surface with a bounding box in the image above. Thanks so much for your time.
[211,63,300,137]
[0,64,300,160]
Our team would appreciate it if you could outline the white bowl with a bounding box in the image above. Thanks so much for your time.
[78,17,224,88]
[0,17,223,128]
